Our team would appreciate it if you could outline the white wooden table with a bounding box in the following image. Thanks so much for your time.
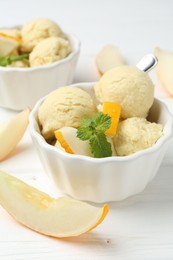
[0,0,173,259]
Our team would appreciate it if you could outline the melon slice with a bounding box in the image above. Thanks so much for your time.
[154,47,173,96]
[0,108,30,161]
[96,44,125,75]
[54,126,92,156]
[0,33,20,56]
[0,170,109,238]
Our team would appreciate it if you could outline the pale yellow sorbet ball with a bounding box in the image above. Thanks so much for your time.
[21,18,63,52]
[38,86,97,141]
[29,37,71,67]
[113,117,163,156]
[94,66,154,119]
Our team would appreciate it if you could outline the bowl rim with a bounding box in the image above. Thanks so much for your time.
[29,82,173,164]
[0,30,81,72]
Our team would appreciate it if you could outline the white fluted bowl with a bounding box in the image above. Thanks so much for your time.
[0,31,80,110]
[29,82,173,203]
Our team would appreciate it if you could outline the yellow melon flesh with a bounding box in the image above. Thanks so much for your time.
[0,108,30,161]
[0,170,109,238]
[102,102,121,136]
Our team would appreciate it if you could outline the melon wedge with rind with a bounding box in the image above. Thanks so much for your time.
[154,47,173,96]
[0,170,109,238]
[54,127,92,157]
[0,108,30,161]
[96,44,125,75]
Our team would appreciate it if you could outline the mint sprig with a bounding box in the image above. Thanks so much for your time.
[77,112,112,158]
[0,54,29,67]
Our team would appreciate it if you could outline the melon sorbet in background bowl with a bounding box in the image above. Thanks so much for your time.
[29,66,173,203]
[0,18,80,110]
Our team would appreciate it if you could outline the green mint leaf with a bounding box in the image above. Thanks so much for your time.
[0,54,29,67]
[77,112,112,158]
[9,54,29,62]
[0,56,11,66]
[79,117,93,128]
[77,126,93,141]
[89,133,112,158]
[94,112,111,133]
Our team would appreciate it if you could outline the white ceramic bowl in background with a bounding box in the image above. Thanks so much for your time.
[0,31,80,110]
[29,82,173,203]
